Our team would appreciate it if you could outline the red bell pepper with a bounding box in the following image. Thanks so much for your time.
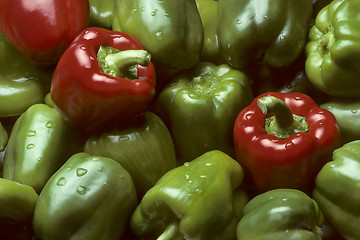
[233,92,340,194]
[50,27,156,134]
[0,0,89,66]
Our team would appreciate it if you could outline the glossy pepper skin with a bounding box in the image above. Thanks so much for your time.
[0,178,38,223]
[313,140,360,240]
[0,0,89,66]
[3,104,79,194]
[50,27,156,134]
[130,150,248,240]
[0,178,38,240]
[321,99,360,145]
[89,0,114,29]
[112,0,203,79]
[0,31,51,118]
[218,0,312,73]
[306,0,360,97]
[0,121,8,152]
[33,152,138,240]
[84,111,177,197]
[233,92,340,194]
[155,62,253,164]
[237,189,323,240]
[195,0,224,65]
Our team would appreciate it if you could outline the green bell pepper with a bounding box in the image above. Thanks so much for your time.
[155,62,253,164]
[195,0,224,65]
[0,31,51,118]
[0,178,38,240]
[305,0,360,97]
[33,152,138,240]
[112,0,203,79]
[88,0,114,29]
[3,103,79,194]
[0,121,8,152]
[0,178,38,223]
[321,99,360,145]
[130,150,248,240]
[217,0,313,74]
[313,140,360,240]
[84,111,177,196]
[237,189,323,240]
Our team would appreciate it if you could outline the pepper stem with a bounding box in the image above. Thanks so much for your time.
[257,96,308,139]
[157,223,180,240]
[97,46,151,79]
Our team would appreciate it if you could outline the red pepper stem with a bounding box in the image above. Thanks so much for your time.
[257,96,308,139]
[257,96,294,128]
[104,49,151,77]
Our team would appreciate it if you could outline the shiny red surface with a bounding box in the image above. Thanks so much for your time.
[0,0,89,65]
[233,92,340,193]
[50,27,156,134]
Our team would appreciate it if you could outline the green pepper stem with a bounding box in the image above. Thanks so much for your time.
[157,223,180,240]
[257,96,308,139]
[97,46,151,79]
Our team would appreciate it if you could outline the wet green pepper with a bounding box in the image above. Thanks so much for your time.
[88,0,114,29]
[321,99,360,145]
[218,0,313,74]
[3,103,79,194]
[305,0,360,97]
[0,31,51,118]
[237,189,323,240]
[313,140,360,240]
[112,0,203,79]
[155,62,253,164]
[84,111,177,196]
[33,152,138,240]
[130,150,248,240]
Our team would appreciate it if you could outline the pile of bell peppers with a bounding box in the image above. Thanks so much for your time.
[1,0,360,239]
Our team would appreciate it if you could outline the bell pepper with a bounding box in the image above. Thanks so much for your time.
[44,92,54,108]
[89,0,114,29]
[0,121,8,152]
[321,99,360,145]
[0,0,89,66]
[155,62,253,164]
[195,0,224,65]
[2,103,80,194]
[0,178,38,240]
[0,31,51,118]
[313,140,360,240]
[305,0,360,97]
[237,188,323,240]
[112,0,203,79]
[217,0,313,74]
[313,0,334,18]
[33,152,138,240]
[84,111,177,196]
[233,92,340,194]
[130,150,248,240]
[50,27,156,134]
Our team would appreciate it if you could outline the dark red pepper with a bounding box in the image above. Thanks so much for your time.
[0,0,89,66]
[50,27,156,134]
[233,92,340,194]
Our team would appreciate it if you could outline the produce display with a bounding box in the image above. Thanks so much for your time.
[0,0,358,239]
